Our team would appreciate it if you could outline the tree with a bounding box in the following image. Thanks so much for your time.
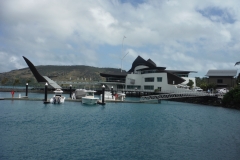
[12,78,20,88]
[26,79,31,84]
[222,86,240,107]
[1,77,8,87]
[207,83,216,91]
[186,79,194,89]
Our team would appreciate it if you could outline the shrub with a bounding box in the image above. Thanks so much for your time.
[222,86,240,106]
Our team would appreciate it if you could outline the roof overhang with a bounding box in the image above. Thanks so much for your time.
[205,70,237,77]
[136,67,166,71]
[100,72,128,78]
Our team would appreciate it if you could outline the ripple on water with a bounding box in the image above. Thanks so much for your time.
[0,99,240,159]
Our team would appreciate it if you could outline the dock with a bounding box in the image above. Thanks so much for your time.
[2,97,142,103]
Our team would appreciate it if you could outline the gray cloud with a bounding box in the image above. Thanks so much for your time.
[0,0,240,77]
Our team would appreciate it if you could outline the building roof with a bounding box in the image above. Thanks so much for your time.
[147,59,156,67]
[205,70,237,77]
[128,56,157,73]
[100,72,128,78]
[136,67,166,71]
[166,70,197,74]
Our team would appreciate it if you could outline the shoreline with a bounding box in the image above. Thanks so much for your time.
[1,88,239,109]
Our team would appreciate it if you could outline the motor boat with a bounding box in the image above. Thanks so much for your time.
[81,90,99,105]
[50,89,65,104]
[100,91,126,101]
[71,89,87,99]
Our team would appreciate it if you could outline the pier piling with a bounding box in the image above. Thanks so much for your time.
[25,83,28,97]
[70,85,72,98]
[98,85,105,105]
[44,83,49,104]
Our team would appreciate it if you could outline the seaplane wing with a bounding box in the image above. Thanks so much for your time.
[23,56,62,89]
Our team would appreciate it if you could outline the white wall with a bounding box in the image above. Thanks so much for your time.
[134,65,148,73]
[125,73,177,91]
[181,77,196,87]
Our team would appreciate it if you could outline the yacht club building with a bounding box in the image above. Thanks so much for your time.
[100,56,197,93]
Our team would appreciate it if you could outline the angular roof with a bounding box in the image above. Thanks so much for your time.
[128,56,160,73]
[205,70,237,77]
[147,59,156,67]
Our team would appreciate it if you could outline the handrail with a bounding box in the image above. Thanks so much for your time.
[140,92,216,101]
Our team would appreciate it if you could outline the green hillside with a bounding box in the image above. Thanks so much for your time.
[0,65,126,87]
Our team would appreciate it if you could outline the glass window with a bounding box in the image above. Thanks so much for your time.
[144,85,154,90]
[127,85,141,90]
[157,77,162,82]
[217,79,223,83]
[145,77,154,82]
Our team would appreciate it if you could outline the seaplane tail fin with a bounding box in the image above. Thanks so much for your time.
[22,56,61,89]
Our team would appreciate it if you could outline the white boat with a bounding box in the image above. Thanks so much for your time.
[72,89,88,99]
[82,90,99,105]
[100,91,126,101]
[50,89,65,104]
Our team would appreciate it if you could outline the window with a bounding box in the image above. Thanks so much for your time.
[106,77,125,83]
[145,77,154,82]
[127,85,141,90]
[117,85,125,89]
[157,77,162,82]
[144,85,154,90]
[217,79,223,83]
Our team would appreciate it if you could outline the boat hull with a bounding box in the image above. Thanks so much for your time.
[50,97,65,104]
[82,97,98,105]
[74,89,87,99]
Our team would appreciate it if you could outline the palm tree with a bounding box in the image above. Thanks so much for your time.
[235,61,240,66]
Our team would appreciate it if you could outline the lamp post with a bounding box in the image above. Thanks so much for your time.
[101,85,105,105]
[44,83,48,103]
[25,83,28,97]
[121,36,126,72]
[111,86,114,98]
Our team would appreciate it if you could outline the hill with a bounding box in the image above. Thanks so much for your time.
[0,65,126,87]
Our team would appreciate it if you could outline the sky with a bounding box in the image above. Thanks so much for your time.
[1,0,240,77]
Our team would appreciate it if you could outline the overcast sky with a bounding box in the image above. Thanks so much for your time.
[1,0,240,77]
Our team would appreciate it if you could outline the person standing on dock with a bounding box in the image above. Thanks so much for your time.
[11,90,14,98]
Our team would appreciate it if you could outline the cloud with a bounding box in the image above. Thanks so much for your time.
[198,7,236,24]
[0,0,240,77]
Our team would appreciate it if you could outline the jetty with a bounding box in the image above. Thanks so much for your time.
[2,97,142,103]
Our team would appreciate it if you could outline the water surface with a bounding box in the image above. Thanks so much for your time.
[0,93,240,160]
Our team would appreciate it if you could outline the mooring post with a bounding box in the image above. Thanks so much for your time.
[25,83,28,97]
[111,86,113,98]
[70,85,72,98]
[102,85,105,105]
[44,83,48,103]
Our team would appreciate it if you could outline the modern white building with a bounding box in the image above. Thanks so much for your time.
[100,56,197,93]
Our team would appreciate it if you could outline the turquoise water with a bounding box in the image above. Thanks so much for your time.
[0,92,240,160]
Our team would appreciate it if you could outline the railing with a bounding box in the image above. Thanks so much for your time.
[140,91,215,102]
